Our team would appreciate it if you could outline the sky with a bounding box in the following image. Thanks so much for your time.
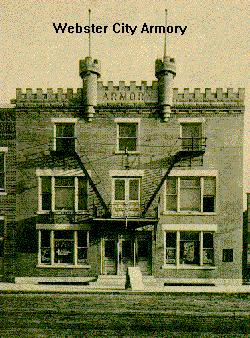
[1,0,249,206]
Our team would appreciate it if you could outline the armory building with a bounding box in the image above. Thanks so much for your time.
[0,51,245,287]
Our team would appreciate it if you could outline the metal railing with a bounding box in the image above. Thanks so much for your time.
[179,137,207,151]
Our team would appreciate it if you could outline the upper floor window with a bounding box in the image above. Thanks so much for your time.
[39,176,88,212]
[114,178,140,202]
[181,123,203,151]
[111,173,142,218]
[55,123,75,152]
[165,176,216,213]
[118,123,138,152]
[115,118,140,153]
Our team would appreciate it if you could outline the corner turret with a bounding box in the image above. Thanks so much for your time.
[155,56,176,121]
[79,56,101,121]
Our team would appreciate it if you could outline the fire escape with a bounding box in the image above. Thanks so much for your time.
[49,136,206,230]
[141,137,206,218]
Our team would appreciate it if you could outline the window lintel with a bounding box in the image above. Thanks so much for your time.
[51,118,78,123]
[110,170,144,177]
[162,224,217,232]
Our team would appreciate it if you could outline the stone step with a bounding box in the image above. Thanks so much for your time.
[97,275,126,281]
[143,276,164,287]
[15,277,96,285]
[89,275,126,290]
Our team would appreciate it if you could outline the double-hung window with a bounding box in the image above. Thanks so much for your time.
[54,122,75,152]
[115,119,140,153]
[181,123,203,151]
[55,123,75,152]
[39,230,89,266]
[165,176,216,213]
[39,175,88,212]
[165,231,214,267]
[118,123,137,151]
[55,177,75,210]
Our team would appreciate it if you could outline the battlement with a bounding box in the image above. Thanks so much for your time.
[155,57,176,76]
[97,80,158,104]
[79,56,101,78]
[173,88,245,103]
[11,88,82,107]
[97,80,158,91]
[11,86,245,107]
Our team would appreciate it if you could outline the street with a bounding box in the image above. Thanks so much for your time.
[0,292,249,337]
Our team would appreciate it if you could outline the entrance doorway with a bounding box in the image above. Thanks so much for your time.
[102,232,152,276]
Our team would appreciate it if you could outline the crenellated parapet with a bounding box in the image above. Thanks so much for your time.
[79,57,101,78]
[97,80,158,104]
[11,88,83,107]
[155,57,176,76]
[11,86,245,109]
[173,88,245,104]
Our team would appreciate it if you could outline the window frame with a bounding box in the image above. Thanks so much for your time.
[38,229,90,268]
[51,118,77,152]
[164,230,215,269]
[113,177,141,203]
[165,174,217,215]
[37,172,88,213]
[0,147,8,194]
[114,118,140,154]
[179,118,205,151]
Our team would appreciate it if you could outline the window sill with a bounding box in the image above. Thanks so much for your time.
[163,211,217,216]
[0,192,7,196]
[37,264,91,269]
[162,264,216,270]
[37,210,89,215]
[115,151,140,155]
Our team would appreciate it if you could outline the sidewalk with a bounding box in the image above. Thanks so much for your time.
[0,282,249,294]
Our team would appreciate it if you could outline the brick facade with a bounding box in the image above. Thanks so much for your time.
[8,55,245,285]
[0,109,16,282]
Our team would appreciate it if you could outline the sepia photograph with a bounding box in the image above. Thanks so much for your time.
[0,0,249,336]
